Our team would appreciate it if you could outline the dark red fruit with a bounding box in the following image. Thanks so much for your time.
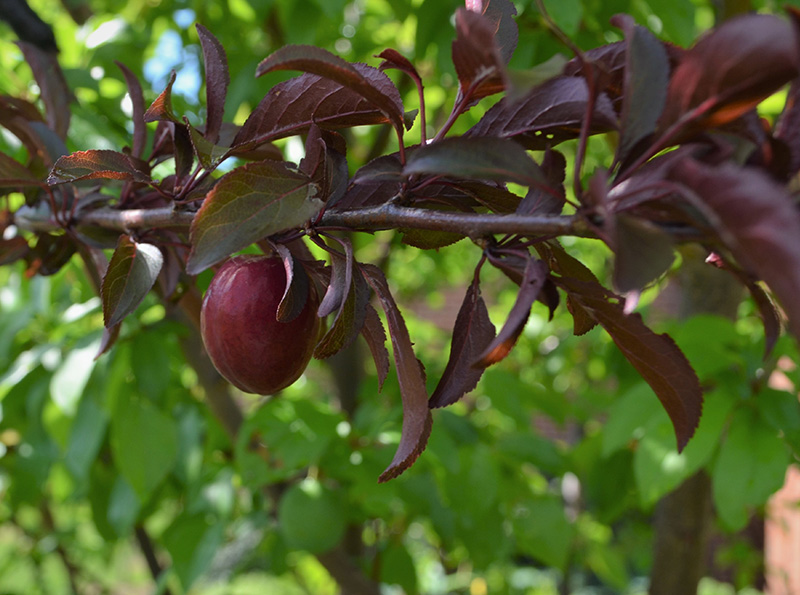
[200,254,320,394]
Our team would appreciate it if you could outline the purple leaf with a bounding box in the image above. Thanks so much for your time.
[0,236,29,265]
[659,14,798,135]
[101,236,164,328]
[317,243,353,318]
[376,49,421,81]
[404,137,545,187]
[452,8,507,101]
[0,152,40,190]
[314,258,370,359]
[196,24,229,143]
[143,71,180,124]
[361,263,432,482]
[467,76,617,149]
[543,244,701,450]
[186,161,323,275]
[516,148,566,215]
[47,150,151,185]
[275,244,311,323]
[475,258,548,366]
[612,15,669,167]
[361,303,390,390]
[17,41,70,140]
[670,158,800,342]
[429,279,496,408]
[466,0,518,65]
[233,68,394,150]
[352,153,405,184]
[115,62,147,159]
[255,45,405,134]
[612,215,675,294]
[187,122,229,170]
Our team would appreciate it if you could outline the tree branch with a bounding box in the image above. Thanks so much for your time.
[16,202,593,239]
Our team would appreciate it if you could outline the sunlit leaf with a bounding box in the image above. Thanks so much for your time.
[47,150,151,185]
[186,161,322,275]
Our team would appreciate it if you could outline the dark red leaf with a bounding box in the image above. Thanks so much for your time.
[467,76,617,149]
[101,235,163,328]
[115,61,147,159]
[612,215,675,294]
[317,243,353,318]
[314,258,370,359]
[143,71,180,124]
[17,41,71,140]
[186,161,322,275]
[232,68,394,151]
[0,152,41,191]
[275,244,311,323]
[516,148,566,215]
[475,258,548,366]
[404,137,545,187]
[376,49,420,81]
[361,263,432,482]
[196,24,229,143]
[255,45,405,134]
[0,236,29,265]
[556,273,702,450]
[351,154,405,185]
[429,279,496,408]
[466,0,518,65]
[659,14,798,135]
[669,158,800,342]
[29,233,75,276]
[612,15,669,167]
[535,242,598,335]
[361,303,390,390]
[452,8,507,101]
[47,150,151,185]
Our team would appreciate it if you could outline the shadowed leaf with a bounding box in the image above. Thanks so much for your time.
[476,258,548,366]
[47,150,151,185]
[102,236,163,328]
[275,244,310,323]
[670,158,800,343]
[17,41,71,140]
[452,8,507,101]
[361,264,432,482]
[314,257,370,359]
[405,137,544,187]
[361,303,390,390]
[612,215,675,293]
[430,280,496,408]
[115,62,146,159]
[612,15,669,167]
[466,0,518,65]
[255,45,405,133]
[659,14,798,134]
[196,24,229,143]
[0,152,40,191]
[186,161,322,275]
[467,76,617,149]
[187,123,229,170]
[318,244,352,319]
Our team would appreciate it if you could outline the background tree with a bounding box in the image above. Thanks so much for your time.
[2,1,800,594]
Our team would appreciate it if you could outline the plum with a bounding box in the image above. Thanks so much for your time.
[200,254,320,394]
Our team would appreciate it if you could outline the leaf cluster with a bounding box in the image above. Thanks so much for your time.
[4,0,800,483]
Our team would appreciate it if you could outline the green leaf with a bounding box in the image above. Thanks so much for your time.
[278,479,347,553]
[542,0,583,36]
[49,337,101,415]
[186,161,322,275]
[712,410,790,530]
[634,387,735,506]
[64,392,108,483]
[513,495,574,569]
[110,396,178,500]
[162,513,224,590]
[107,475,141,537]
[101,235,163,328]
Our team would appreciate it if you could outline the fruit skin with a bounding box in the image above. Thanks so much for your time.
[200,254,320,394]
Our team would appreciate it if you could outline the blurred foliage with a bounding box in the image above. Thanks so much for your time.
[1,0,799,594]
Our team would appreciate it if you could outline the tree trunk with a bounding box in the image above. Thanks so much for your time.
[648,247,743,594]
